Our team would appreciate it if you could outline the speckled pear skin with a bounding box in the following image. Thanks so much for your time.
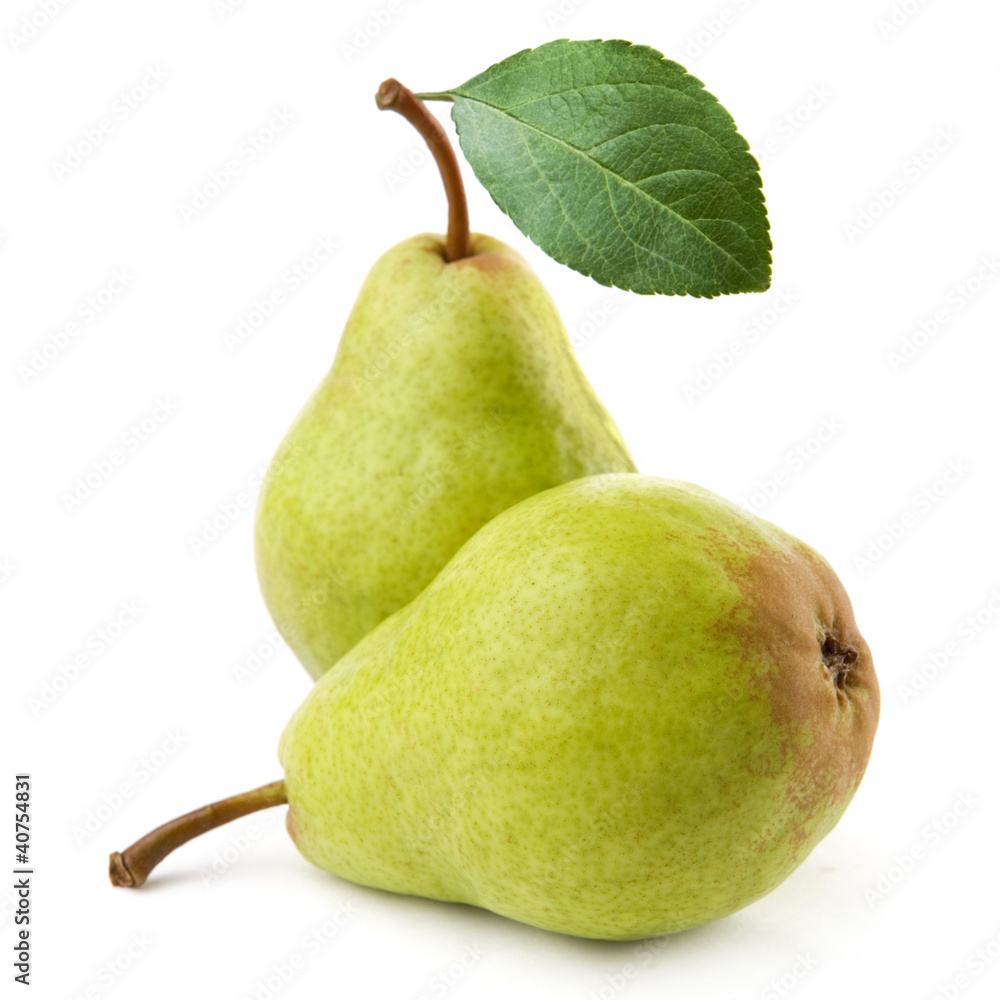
[255,233,635,680]
[278,475,879,940]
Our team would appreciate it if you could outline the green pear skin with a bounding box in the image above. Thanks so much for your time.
[278,475,879,940]
[255,233,636,679]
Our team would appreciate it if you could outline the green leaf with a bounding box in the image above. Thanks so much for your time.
[422,39,771,297]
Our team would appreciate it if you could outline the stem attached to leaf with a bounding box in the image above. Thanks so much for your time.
[376,79,471,263]
[108,780,287,888]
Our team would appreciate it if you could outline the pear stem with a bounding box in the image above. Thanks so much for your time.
[375,79,471,263]
[109,780,286,888]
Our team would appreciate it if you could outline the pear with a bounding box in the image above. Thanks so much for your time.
[255,81,635,680]
[255,229,635,679]
[111,475,878,941]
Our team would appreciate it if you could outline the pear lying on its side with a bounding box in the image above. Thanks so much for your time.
[255,233,635,679]
[279,475,879,940]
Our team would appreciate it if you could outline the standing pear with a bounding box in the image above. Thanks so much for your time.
[255,80,635,679]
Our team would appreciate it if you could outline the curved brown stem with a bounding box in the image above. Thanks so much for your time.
[109,780,286,888]
[376,78,471,263]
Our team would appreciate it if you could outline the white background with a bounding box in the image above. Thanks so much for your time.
[3,0,999,997]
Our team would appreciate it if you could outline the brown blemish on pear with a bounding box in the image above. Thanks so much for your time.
[452,251,512,276]
[727,536,879,847]
[719,532,879,850]
[422,234,523,278]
